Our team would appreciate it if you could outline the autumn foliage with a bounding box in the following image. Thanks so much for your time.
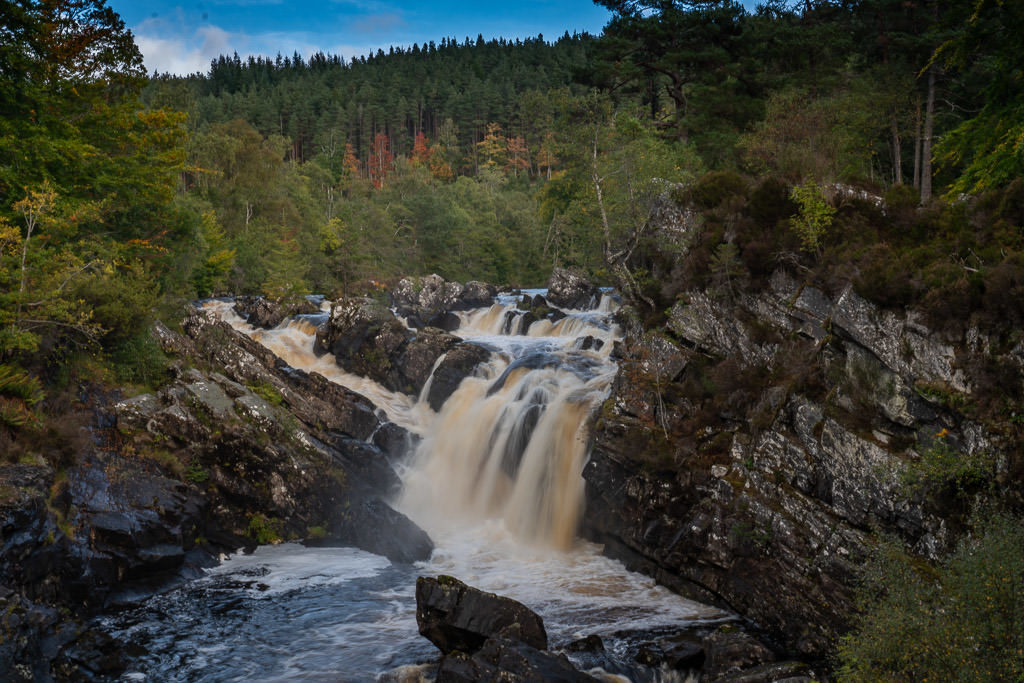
[369,133,393,189]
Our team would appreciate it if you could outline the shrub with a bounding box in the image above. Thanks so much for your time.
[247,513,282,545]
[789,179,836,253]
[747,176,796,227]
[838,511,1024,682]
[0,364,43,431]
[688,170,748,210]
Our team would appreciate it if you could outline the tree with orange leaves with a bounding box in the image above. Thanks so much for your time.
[368,132,393,189]
[410,131,433,167]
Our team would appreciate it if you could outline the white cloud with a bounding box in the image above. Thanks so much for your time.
[132,13,408,75]
[135,33,213,76]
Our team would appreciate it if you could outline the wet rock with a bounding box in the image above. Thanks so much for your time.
[634,632,705,671]
[391,274,464,317]
[3,306,428,678]
[0,591,67,683]
[426,343,492,411]
[373,421,416,463]
[314,297,461,397]
[315,297,412,373]
[437,637,596,682]
[561,634,604,653]
[316,498,433,564]
[702,628,776,679]
[234,295,319,329]
[58,628,127,679]
[391,275,495,325]
[576,336,604,352]
[402,328,463,392]
[546,268,600,310]
[416,575,548,654]
[461,281,498,308]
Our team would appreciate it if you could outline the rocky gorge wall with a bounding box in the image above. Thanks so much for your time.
[582,248,1019,658]
[0,307,433,680]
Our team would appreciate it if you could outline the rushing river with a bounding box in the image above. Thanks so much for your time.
[101,291,730,681]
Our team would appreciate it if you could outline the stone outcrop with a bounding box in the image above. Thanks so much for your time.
[583,267,1011,658]
[390,274,497,328]
[233,295,320,329]
[314,295,493,402]
[416,576,595,682]
[416,575,548,653]
[425,343,493,411]
[545,268,601,310]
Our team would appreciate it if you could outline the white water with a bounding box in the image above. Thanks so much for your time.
[182,294,730,679]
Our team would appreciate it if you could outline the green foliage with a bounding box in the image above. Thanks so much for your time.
[246,381,284,406]
[0,364,43,430]
[789,180,836,253]
[688,171,748,210]
[107,332,170,391]
[190,211,235,297]
[903,435,995,502]
[838,511,1024,682]
[247,513,282,545]
[184,463,209,483]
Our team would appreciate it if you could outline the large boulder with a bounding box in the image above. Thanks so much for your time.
[314,297,462,397]
[546,268,601,310]
[311,498,433,564]
[416,576,548,654]
[234,295,319,329]
[426,342,493,411]
[390,275,497,327]
[436,637,596,682]
[416,576,599,682]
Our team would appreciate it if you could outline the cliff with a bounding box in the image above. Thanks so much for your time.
[581,190,1022,659]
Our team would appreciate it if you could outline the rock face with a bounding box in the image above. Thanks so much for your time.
[233,295,320,329]
[426,343,493,411]
[1,308,433,679]
[314,296,481,398]
[546,268,601,310]
[416,575,548,653]
[583,267,1011,657]
[314,295,494,402]
[390,274,497,327]
[416,576,595,682]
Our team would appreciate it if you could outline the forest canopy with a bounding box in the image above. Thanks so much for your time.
[1,0,1021,412]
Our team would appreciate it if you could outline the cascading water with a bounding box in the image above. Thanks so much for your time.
[398,292,620,549]
[103,291,730,681]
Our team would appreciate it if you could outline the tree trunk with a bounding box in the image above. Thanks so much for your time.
[920,64,936,204]
[891,114,903,185]
[913,95,922,188]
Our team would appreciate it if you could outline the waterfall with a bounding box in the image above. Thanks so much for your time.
[205,292,620,548]
[111,294,730,680]
[399,297,619,549]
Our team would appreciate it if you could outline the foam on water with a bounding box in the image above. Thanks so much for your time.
[207,544,391,597]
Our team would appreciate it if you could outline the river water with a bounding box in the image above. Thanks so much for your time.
[101,291,729,681]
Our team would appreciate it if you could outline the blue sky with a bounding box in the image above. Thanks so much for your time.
[110,0,613,75]
[112,1,762,76]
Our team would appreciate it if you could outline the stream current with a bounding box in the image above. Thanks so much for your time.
[101,291,730,681]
